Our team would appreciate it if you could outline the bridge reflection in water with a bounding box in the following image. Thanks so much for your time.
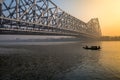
[0,0,101,40]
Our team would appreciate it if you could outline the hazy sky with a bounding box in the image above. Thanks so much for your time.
[52,0,120,36]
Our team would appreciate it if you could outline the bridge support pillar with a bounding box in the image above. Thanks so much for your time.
[33,0,36,30]
[0,3,2,28]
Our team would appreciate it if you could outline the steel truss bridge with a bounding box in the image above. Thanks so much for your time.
[0,0,101,39]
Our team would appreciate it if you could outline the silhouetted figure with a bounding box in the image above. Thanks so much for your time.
[85,45,88,48]
[98,46,101,49]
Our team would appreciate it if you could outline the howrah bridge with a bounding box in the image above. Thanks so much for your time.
[0,0,102,39]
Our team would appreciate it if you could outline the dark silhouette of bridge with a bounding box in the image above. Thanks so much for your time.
[0,0,101,39]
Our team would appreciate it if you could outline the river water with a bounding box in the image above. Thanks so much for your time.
[0,41,120,80]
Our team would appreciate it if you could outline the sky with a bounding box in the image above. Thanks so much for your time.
[52,0,120,36]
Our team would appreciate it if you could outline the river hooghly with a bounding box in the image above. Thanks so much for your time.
[0,40,120,80]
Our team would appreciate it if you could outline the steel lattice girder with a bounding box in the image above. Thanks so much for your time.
[0,0,101,38]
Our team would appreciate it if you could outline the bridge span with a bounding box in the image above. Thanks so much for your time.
[0,0,102,39]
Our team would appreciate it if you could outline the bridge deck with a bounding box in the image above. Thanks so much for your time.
[0,28,78,36]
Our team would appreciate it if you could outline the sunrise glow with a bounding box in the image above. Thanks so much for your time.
[53,0,120,36]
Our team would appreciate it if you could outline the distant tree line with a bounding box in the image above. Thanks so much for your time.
[100,36,120,41]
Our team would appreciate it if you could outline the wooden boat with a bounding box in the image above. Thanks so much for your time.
[83,46,101,50]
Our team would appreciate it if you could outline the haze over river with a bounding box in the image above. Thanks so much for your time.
[0,35,120,80]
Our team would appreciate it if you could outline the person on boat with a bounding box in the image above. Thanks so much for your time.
[85,45,88,49]
[98,46,101,49]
